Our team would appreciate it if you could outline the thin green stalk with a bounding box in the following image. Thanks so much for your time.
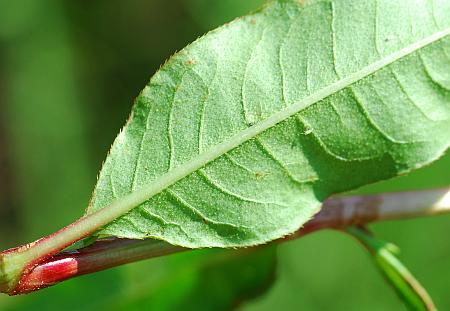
[348,227,436,311]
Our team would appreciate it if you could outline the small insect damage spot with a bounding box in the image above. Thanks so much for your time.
[384,35,396,43]
[255,171,269,180]
[186,59,197,66]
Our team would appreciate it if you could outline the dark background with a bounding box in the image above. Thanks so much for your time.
[0,0,449,310]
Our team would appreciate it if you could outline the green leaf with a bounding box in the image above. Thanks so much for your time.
[86,0,450,248]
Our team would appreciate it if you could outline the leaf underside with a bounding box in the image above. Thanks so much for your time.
[86,0,450,248]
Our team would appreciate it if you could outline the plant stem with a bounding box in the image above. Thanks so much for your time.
[2,187,448,295]
[347,227,436,311]
[289,187,450,238]
[11,239,184,294]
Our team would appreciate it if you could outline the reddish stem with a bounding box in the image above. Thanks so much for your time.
[14,239,183,294]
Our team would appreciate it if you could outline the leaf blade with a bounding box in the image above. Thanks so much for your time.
[87,0,450,248]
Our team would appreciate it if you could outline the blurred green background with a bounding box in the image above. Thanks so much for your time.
[0,0,449,310]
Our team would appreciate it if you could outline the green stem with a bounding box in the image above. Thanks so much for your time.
[348,227,436,311]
